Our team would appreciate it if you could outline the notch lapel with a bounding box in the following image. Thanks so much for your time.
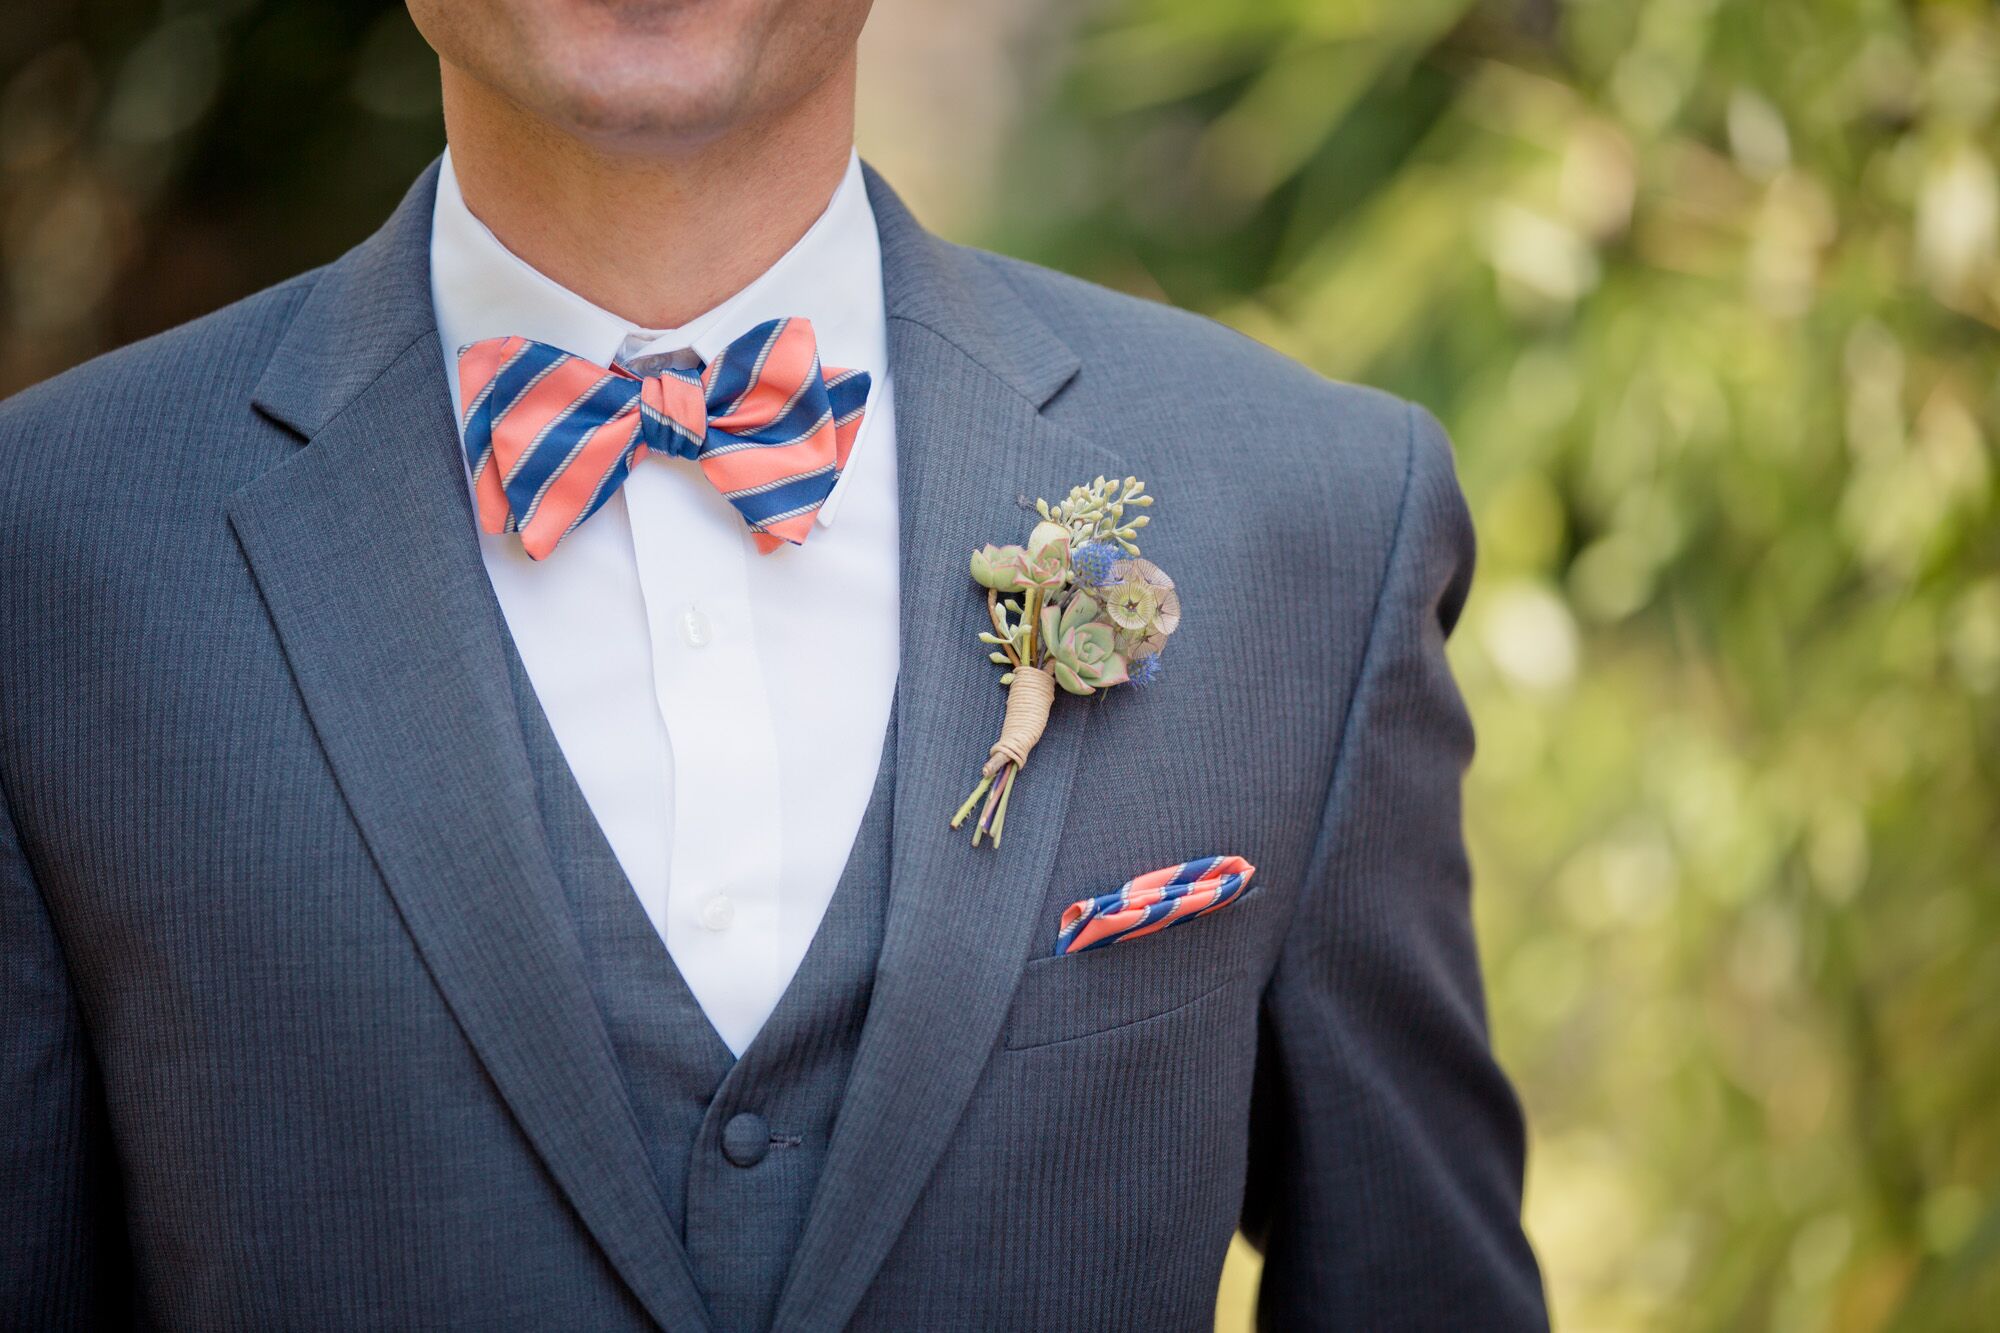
[770,173,1126,1332]
[228,167,711,1333]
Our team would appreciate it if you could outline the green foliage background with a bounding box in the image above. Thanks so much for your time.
[997,3,1998,1328]
[3,1,1995,1328]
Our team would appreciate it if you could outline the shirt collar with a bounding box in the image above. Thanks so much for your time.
[429,146,887,530]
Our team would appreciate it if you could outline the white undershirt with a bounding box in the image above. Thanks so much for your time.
[428,149,900,1055]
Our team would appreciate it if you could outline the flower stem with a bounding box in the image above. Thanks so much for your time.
[987,591,1020,666]
[950,774,993,830]
[987,764,1018,845]
[974,767,1006,845]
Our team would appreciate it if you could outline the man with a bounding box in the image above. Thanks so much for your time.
[0,0,1546,1328]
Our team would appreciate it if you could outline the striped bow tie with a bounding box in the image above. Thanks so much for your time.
[456,317,869,560]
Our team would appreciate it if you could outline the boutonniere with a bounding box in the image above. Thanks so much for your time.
[950,476,1180,847]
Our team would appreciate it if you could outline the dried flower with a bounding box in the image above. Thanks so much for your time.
[1102,558,1180,639]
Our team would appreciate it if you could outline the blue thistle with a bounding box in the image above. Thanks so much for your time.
[1127,652,1165,686]
[1072,541,1120,588]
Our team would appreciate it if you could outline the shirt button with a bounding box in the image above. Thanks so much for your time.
[722,1112,770,1167]
[680,605,712,648]
[700,895,735,931]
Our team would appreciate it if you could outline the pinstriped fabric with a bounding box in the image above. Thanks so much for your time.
[0,162,1547,1331]
[1052,855,1256,956]
[457,317,869,560]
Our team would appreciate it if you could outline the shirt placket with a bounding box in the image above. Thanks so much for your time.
[623,452,787,1055]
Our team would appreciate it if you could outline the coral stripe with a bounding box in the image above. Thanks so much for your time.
[709,319,818,431]
[517,408,642,560]
[642,374,710,452]
[475,461,511,534]
[756,510,819,547]
[1056,858,1256,955]
[488,359,615,482]
[696,421,837,495]
[457,336,521,418]
[1110,882,1227,946]
[454,321,867,559]
[1125,862,1186,896]
[833,410,863,470]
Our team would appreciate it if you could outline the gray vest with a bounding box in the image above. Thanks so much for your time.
[505,641,896,1332]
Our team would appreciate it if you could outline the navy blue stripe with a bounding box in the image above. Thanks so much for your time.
[1099,892,1181,947]
[726,468,839,526]
[462,412,493,471]
[572,447,636,532]
[1060,863,1248,954]
[709,359,833,447]
[716,366,867,449]
[639,402,705,459]
[827,371,871,417]
[464,343,566,471]
[1175,855,1222,885]
[711,398,832,450]
[703,318,784,414]
[485,343,567,424]
[501,375,641,522]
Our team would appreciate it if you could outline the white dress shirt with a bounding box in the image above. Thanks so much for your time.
[429,149,900,1056]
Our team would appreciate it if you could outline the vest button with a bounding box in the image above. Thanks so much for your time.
[722,1112,770,1167]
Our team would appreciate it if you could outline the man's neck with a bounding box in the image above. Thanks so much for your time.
[439,59,857,331]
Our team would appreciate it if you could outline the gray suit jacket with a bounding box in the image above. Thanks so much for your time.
[0,164,1545,1330]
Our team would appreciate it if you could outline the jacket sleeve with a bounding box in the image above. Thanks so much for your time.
[1241,405,1547,1329]
[0,781,133,1328]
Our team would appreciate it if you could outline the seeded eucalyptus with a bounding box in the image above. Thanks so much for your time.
[951,478,1180,847]
[1035,474,1153,554]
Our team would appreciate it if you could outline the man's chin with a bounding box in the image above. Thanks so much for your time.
[535,61,771,156]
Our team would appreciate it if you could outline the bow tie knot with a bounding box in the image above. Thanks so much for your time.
[635,369,710,460]
[456,317,869,560]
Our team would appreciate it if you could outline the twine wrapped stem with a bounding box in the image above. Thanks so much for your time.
[950,662,1058,847]
[982,665,1055,777]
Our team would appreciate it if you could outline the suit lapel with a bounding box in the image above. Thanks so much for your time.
[228,167,712,1333]
[770,173,1126,1332]
[229,161,1118,1331]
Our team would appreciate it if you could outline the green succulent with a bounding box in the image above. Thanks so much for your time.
[1039,593,1130,695]
[970,523,1072,596]
[969,543,1032,593]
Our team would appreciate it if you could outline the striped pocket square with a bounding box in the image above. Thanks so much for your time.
[1053,855,1257,956]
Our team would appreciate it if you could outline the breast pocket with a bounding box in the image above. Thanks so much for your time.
[1002,880,1280,1050]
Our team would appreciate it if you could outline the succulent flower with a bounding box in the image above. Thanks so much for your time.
[1071,540,1121,588]
[1026,520,1070,559]
[971,532,1071,596]
[970,543,1032,593]
[970,543,1026,592]
[955,475,1174,849]
[1039,593,1130,695]
[1020,545,1071,593]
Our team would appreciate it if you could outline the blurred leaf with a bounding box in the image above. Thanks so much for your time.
[997,1,2000,1329]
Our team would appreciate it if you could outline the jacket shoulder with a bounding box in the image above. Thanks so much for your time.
[967,247,1450,546]
[0,269,320,434]
[0,269,321,520]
